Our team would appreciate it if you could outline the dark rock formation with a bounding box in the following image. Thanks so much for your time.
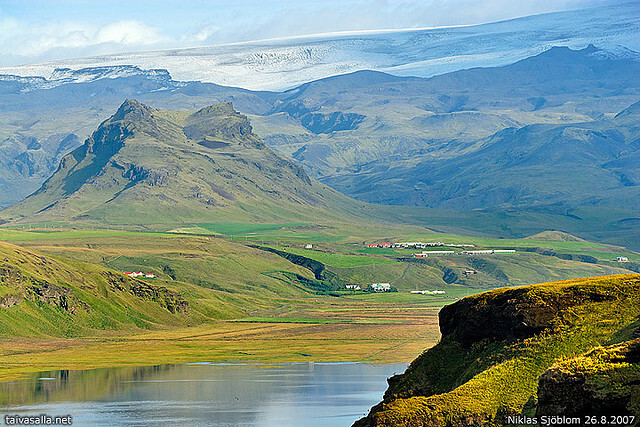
[439,284,617,347]
[105,272,188,313]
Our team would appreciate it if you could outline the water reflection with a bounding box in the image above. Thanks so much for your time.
[1,362,406,426]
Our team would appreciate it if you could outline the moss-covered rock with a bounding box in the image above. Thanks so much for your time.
[536,339,640,421]
[355,274,640,427]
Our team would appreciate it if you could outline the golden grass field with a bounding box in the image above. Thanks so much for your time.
[0,302,441,382]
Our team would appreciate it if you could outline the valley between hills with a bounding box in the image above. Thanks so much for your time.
[0,97,639,423]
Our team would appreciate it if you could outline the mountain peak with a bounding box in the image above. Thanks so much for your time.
[113,99,155,122]
[192,102,236,117]
[1,102,356,225]
[185,102,258,146]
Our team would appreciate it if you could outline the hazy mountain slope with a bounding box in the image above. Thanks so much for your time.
[324,105,640,211]
[0,100,360,226]
[1,2,638,90]
[263,45,640,178]
[0,67,274,209]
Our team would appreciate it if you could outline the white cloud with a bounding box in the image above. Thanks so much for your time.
[95,20,168,45]
[181,24,221,43]
[0,17,170,64]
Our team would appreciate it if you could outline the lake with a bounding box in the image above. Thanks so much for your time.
[0,362,406,426]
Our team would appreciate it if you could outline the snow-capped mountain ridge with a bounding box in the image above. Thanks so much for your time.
[0,2,638,91]
[0,66,178,92]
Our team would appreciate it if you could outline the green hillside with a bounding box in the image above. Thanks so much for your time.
[355,274,640,426]
[0,240,236,338]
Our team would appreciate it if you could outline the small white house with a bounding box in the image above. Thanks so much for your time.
[616,256,629,262]
[124,271,144,277]
[345,284,361,290]
[305,244,313,249]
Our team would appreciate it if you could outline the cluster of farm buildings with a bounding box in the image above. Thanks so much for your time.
[410,290,446,295]
[365,242,516,257]
[366,242,475,249]
[345,283,391,292]
[345,283,447,295]
[123,271,156,278]
[413,249,516,257]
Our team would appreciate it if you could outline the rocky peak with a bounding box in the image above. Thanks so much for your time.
[192,102,237,118]
[112,99,155,123]
[184,102,258,146]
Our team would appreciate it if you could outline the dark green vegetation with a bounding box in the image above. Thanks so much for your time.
[355,274,640,426]
[2,46,639,249]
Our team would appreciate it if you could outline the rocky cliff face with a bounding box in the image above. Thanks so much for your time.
[438,284,617,346]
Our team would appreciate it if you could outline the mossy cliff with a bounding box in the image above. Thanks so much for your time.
[0,241,196,337]
[355,274,640,427]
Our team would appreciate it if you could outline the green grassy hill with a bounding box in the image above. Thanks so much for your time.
[355,274,640,426]
[0,240,226,338]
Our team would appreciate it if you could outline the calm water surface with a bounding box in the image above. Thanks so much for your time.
[0,362,406,426]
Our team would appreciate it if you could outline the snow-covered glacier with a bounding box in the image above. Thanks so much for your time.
[0,2,638,91]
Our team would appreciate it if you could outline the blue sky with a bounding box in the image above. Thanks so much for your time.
[0,0,614,66]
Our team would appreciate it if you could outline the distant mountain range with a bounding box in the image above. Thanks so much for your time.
[0,1,638,91]
[0,7,639,249]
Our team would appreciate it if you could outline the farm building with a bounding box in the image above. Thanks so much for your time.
[124,271,144,277]
[370,283,391,292]
[460,250,516,255]
[413,251,455,257]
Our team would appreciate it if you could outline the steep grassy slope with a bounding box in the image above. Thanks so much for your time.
[0,100,362,226]
[355,274,640,426]
[0,240,234,338]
